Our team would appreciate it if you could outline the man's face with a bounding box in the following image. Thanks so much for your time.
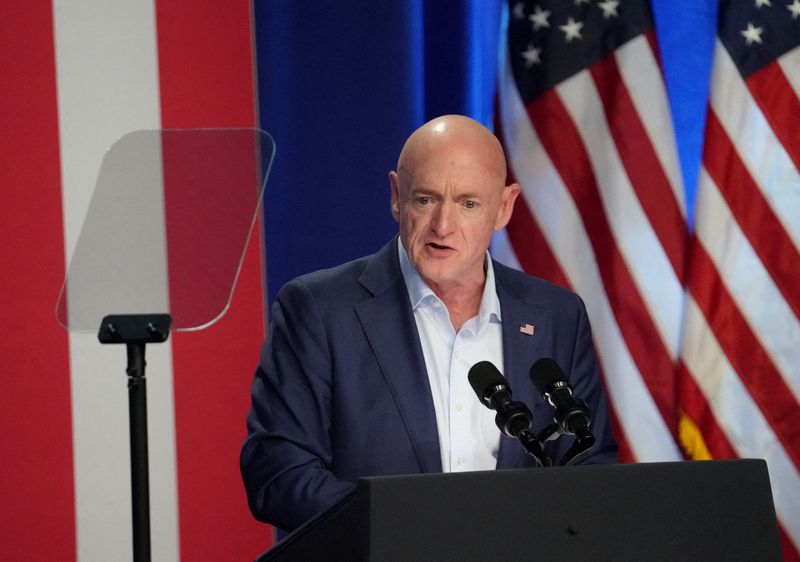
[390,146,518,290]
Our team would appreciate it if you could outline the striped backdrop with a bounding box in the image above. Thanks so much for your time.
[2,1,270,560]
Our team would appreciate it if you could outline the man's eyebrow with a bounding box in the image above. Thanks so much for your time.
[409,187,437,196]
[409,188,483,199]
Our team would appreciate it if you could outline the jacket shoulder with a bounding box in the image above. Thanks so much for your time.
[277,254,371,304]
[492,259,582,309]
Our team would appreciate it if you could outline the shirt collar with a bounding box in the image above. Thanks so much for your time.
[397,238,502,329]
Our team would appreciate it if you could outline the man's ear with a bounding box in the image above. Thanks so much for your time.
[389,171,400,222]
[494,182,521,230]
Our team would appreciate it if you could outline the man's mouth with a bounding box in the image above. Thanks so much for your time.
[428,242,452,251]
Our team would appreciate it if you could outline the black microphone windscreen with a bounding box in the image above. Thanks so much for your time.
[529,357,568,394]
[468,361,506,401]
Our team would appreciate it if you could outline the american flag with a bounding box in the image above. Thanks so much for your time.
[496,0,800,558]
[497,0,686,464]
[679,0,800,557]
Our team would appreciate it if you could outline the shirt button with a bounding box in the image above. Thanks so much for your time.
[457,457,465,465]
[453,351,460,358]
[456,403,464,412]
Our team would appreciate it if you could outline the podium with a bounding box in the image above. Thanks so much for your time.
[256,459,781,561]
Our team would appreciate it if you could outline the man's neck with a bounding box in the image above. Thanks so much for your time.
[426,276,485,332]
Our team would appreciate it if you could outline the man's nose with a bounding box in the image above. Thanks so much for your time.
[431,201,456,236]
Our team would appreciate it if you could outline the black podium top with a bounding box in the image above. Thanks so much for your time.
[258,459,781,561]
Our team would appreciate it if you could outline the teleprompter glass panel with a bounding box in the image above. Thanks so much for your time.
[56,128,275,332]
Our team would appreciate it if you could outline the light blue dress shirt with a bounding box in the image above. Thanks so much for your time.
[398,240,503,472]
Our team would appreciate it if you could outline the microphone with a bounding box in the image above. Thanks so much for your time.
[529,358,594,446]
[468,361,549,466]
[468,361,531,438]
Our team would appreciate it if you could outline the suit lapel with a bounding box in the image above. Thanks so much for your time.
[354,239,442,473]
[495,264,551,469]
[353,246,553,472]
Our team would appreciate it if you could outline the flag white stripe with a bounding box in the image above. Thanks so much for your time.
[498,55,681,461]
[681,296,800,549]
[52,0,180,560]
[778,46,800,101]
[695,168,800,400]
[557,70,683,359]
[615,36,686,213]
[710,40,800,251]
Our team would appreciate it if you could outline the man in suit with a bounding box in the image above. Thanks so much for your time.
[241,115,618,532]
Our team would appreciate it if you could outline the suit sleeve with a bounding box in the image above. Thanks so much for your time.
[545,293,619,465]
[240,279,355,532]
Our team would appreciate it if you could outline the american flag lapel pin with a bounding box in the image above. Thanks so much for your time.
[519,323,535,336]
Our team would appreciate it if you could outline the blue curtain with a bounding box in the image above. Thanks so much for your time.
[254,0,717,303]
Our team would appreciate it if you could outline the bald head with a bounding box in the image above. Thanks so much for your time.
[388,115,520,295]
[396,115,508,184]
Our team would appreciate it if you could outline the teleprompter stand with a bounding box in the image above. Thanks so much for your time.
[98,314,171,562]
[256,459,782,561]
[55,129,275,562]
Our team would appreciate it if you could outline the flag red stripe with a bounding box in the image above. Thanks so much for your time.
[687,236,800,470]
[703,109,800,320]
[154,0,270,558]
[677,362,738,459]
[526,91,677,434]
[781,530,800,562]
[0,4,76,560]
[746,61,800,172]
[589,53,687,280]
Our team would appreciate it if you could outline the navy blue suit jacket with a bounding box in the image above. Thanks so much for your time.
[241,237,618,531]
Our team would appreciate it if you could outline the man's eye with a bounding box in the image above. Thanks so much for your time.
[464,200,477,209]
[416,197,430,205]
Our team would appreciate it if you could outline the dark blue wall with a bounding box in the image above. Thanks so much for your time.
[254,0,717,302]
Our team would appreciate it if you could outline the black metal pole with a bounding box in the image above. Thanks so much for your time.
[127,342,151,562]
